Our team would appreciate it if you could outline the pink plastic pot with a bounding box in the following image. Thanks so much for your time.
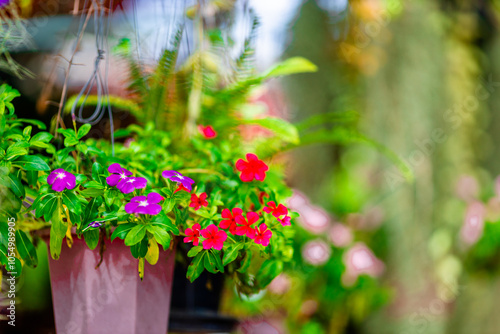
[43,234,176,334]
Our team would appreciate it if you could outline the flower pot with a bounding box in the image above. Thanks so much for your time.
[169,243,238,333]
[43,233,176,334]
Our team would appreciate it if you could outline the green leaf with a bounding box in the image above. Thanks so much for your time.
[77,124,91,139]
[13,155,50,171]
[223,243,244,266]
[130,237,148,258]
[237,252,252,273]
[111,223,136,241]
[242,117,300,145]
[187,246,203,257]
[30,131,53,146]
[213,251,224,273]
[8,173,25,198]
[145,239,159,265]
[10,118,45,129]
[27,170,38,186]
[6,145,28,160]
[256,260,283,288]
[152,214,180,235]
[15,230,38,268]
[187,252,205,282]
[64,137,79,147]
[84,229,99,250]
[124,225,147,246]
[23,126,32,138]
[84,197,103,224]
[146,225,172,250]
[264,57,317,78]
[62,191,81,214]
[49,225,63,260]
[79,187,105,197]
[51,200,68,239]
[91,162,105,183]
[204,252,217,274]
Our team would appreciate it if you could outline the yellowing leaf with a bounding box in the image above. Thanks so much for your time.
[145,239,159,265]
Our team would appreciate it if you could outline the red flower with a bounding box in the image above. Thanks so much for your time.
[174,184,190,193]
[190,193,208,210]
[198,125,217,139]
[201,224,227,250]
[235,153,269,182]
[220,208,243,234]
[184,223,201,246]
[235,211,260,238]
[263,201,288,218]
[278,215,291,226]
[252,223,272,247]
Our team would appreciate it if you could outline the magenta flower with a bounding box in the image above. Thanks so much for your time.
[47,168,76,192]
[220,208,243,234]
[201,224,227,250]
[117,176,147,194]
[106,163,133,186]
[252,223,272,247]
[162,170,195,192]
[263,201,288,218]
[125,192,164,215]
[234,212,260,238]
[278,215,291,226]
[184,223,201,246]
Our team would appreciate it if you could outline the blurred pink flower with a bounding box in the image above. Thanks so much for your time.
[268,274,291,295]
[297,205,331,234]
[124,137,134,148]
[299,299,318,317]
[460,201,485,246]
[342,243,384,286]
[329,223,353,248]
[302,240,331,266]
[455,175,479,202]
[287,190,309,210]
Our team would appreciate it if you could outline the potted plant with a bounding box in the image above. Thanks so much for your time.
[0,26,317,330]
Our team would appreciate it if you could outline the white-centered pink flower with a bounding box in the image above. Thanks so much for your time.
[302,240,331,266]
[297,205,331,234]
[329,223,353,248]
[460,201,485,246]
[342,243,384,286]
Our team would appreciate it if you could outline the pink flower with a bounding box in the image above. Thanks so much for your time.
[342,243,385,286]
[47,168,76,192]
[219,208,243,234]
[297,205,330,234]
[201,224,227,250]
[460,201,485,246]
[235,211,260,238]
[184,223,201,246]
[302,240,331,266]
[263,201,288,218]
[198,125,217,139]
[278,215,291,226]
[329,223,353,248]
[189,193,208,210]
[287,190,309,210]
[268,274,291,295]
[252,223,272,247]
[235,153,269,182]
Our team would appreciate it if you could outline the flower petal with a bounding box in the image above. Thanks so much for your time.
[147,192,164,204]
[125,202,140,214]
[108,163,123,174]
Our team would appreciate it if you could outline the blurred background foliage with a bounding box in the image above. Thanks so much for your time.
[3,0,500,333]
